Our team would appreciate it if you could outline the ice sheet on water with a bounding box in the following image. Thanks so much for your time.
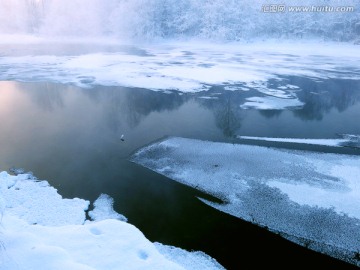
[337,134,360,148]
[246,81,298,99]
[238,135,360,148]
[197,96,219,100]
[0,41,359,96]
[277,84,300,90]
[238,136,347,147]
[88,193,127,222]
[131,137,360,266]
[223,85,250,91]
[240,96,304,110]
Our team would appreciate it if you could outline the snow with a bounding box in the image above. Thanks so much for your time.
[131,137,360,267]
[154,243,225,270]
[267,160,360,219]
[238,136,346,146]
[88,193,128,222]
[197,96,219,100]
[1,39,359,110]
[0,171,224,270]
[0,171,89,226]
[223,85,249,91]
[277,84,299,90]
[238,135,360,148]
[240,96,304,110]
[0,40,359,94]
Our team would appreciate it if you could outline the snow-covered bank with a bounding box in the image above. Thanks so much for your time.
[0,171,224,270]
[131,137,360,267]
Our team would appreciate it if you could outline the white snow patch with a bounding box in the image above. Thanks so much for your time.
[0,215,185,270]
[277,84,300,90]
[0,171,224,270]
[0,171,89,226]
[238,135,360,148]
[88,193,127,222]
[223,85,250,91]
[154,242,226,270]
[238,136,348,147]
[240,96,304,110]
[197,96,219,100]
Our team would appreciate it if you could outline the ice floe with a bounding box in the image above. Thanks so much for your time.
[223,85,250,91]
[197,96,219,100]
[277,84,300,90]
[131,137,360,266]
[0,171,224,270]
[240,96,304,110]
[238,135,360,148]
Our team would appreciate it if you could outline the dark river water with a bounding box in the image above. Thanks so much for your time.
[0,77,360,269]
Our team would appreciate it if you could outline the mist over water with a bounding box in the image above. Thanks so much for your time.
[0,0,359,42]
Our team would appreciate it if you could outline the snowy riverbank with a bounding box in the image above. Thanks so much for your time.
[0,171,224,270]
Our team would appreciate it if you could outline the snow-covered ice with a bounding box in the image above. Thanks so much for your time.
[88,193,128,222]
[1,39,359,111]
[131,137,360,266]
[1,40,359,96]
[238,135,360,148]
[154,242,225,270]
[0,171,224,270]
[240,96,304,110]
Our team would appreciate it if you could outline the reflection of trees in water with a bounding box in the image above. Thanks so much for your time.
[259,110,283,119]
[21,82,65,111]
[196,90,243,138]
[291,77,360,121]
[83,87,127,134]
[83,86,188,131]
[124,88,187,128]
[22,83,188,133]
[195,77,360,137]
[21,77,359,138]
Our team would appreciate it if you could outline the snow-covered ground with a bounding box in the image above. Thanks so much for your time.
[131,137,360,267]
[0,171,224,270]
[1,37,360,109]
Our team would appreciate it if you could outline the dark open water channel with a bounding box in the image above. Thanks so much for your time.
[0,77,359,269]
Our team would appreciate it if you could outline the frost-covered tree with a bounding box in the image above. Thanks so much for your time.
[0,0,359,42]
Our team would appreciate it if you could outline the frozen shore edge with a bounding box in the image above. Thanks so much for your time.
[0,171,225,270]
